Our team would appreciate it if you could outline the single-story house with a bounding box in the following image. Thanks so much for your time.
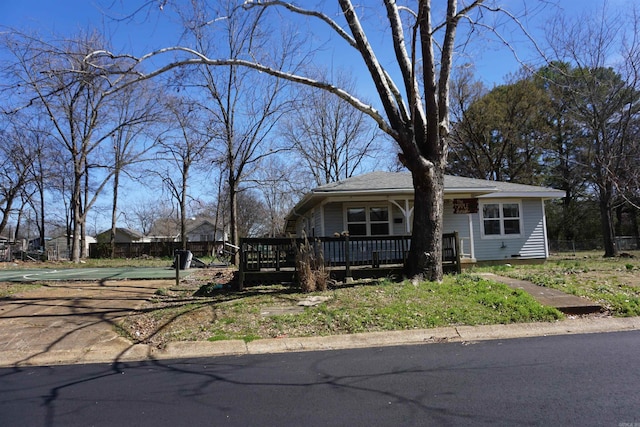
[96,228,146,244]
[284,171,565,263]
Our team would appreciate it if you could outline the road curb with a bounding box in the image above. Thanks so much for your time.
[2,317,639,367]
[161,317,640,359]
[455,317,640,342]
[246,327,461,354]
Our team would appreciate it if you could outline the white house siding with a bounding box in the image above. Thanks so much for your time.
[391,204,407,235]
[442,200,473,258]
[323,202,345,236]
[442,199,470,237]
[518,200,548,258]
[314,209,323,237]
[472,199,548,261]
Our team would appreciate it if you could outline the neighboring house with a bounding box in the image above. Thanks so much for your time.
[96,228,146,244]
[186,218,226,243]
[46,234,96,260]
[147,218,180,242]
[28,237,52,251]
[284,171,565,263]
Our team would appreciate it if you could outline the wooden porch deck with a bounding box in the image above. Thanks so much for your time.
[237,233,461,290]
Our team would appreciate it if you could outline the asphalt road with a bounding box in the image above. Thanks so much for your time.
[1,331,639,426]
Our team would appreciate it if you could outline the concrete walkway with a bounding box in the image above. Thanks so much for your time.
[481,273,602,314]
[0,276,636,368]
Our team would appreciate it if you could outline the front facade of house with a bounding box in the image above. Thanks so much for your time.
[284,172,565,263]
[186,219,226,243]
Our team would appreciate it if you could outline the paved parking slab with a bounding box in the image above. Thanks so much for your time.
[0,267,190,282]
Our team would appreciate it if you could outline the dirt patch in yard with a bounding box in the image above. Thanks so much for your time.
[116,267,243,347]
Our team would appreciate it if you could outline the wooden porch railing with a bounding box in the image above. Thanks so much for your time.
[238,232,461,290]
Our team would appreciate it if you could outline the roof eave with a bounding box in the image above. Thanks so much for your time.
[476,191,566,199]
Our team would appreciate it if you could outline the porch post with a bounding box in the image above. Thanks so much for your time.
[238,239,245,291]
[454,231,462,274]
[468,213,475,260]
[390,199,414,234]
[344,233,352,282]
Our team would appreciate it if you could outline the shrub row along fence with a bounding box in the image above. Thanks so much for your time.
[89,241,220,259]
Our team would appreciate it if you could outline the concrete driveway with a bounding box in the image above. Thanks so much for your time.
[0,279,171,366]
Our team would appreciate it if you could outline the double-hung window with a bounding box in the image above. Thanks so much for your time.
[480,202,522,238]
[347,206,389,236]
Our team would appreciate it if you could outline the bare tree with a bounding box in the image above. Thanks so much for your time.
[281,69,383,186]
[1,30,161,261]
[145,201,182,240]
[107,80,164,257]
[235,1,502,279]
[173,0,299,262]
[23,116,55,252]
[89,1,541,280]
[0,115,36,237]
[253,156,302,237]
[154,95,214,249]
[215,185,269,238]
[126,202,161,236]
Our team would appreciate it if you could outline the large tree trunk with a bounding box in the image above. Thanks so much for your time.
[110,170,120,258]
[630,208,640,250]
[38,181,45,255]
[71,167,82,263]
[405,165,445,280]
[562,192,574,241]
[229,174,240,265]
[72,207,81,262]
[599,197,617,258]
[180,164,188,251]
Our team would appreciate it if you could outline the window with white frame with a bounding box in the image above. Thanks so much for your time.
[480,201,522,238]
[346,206,389,236]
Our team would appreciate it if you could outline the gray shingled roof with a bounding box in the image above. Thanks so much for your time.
[314,171,563,195]
[97,227,145,239]
[286,171,564,228]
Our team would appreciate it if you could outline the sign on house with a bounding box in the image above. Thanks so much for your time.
[453,198,478,214]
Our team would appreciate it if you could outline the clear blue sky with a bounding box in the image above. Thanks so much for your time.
[0,0,627,232]
[0,0,626,86]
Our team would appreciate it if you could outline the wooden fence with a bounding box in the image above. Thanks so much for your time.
[89,241,220,259]
[238,233,461,289]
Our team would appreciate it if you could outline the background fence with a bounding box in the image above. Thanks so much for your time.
[549,237,640,253]
[89,241,220,258]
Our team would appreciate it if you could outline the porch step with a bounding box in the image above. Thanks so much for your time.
[480,273,602,315]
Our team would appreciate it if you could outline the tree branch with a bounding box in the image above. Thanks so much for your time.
[86,47,398,139]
